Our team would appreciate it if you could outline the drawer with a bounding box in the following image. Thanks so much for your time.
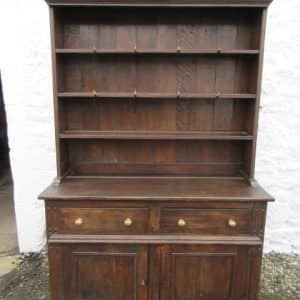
[160,208,252,234]
[55,208,150,234]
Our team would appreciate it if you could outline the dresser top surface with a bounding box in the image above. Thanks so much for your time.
[45,0,273,7]
[39,177,273,201]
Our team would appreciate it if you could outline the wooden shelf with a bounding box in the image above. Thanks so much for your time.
[60,130,253,140]
[58,92,257,100]
[56,48,259,55]
[42,5,272,299]
[39,177,274,202]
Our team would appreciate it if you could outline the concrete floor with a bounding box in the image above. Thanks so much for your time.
[0,170,19,292]
[0,170,17,255]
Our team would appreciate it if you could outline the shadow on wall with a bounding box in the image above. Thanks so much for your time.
[0,70,18,255]
[0,71,10,175]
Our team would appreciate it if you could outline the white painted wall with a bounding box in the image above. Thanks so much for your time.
[0,0,299,253]
[0,0,55,252]
[256,0,300,252]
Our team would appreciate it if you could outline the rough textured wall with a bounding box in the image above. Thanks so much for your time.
[0,0,299,252]
[257,0,300,252]
[0,0,55,252]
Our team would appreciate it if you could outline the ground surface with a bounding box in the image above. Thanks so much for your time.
[260,253,300,300]
[0,251,49,300]
[0,171,17,255]
[0,170,19,289]
[0,251,299,300]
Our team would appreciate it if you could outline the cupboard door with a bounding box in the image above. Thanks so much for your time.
[49,244,148,300]
[159,245,253,300]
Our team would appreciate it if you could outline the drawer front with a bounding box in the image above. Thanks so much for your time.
[160,208,252,234]
[56,208,149,234]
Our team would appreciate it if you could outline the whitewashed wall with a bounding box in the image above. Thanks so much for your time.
[0,0,55,252]
[256,0,300,252]
[0,0,299,252]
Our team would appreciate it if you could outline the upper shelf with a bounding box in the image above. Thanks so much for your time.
[58,92,257,99]
[46,0,273,8]
[56,48,260,55]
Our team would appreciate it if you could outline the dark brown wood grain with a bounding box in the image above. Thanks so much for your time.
[50,244,148,300]
[46,201,267,236]
[41,2,273,300]
[57,207,150,234]
[39,177,273,201]
[159,244,250,300]
[49,6,265,179]
[46,0,273,7]
[48,234,263,245]
[59,55,256,94]
[160,207,252,234]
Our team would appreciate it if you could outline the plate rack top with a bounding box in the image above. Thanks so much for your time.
[45,0,273,8]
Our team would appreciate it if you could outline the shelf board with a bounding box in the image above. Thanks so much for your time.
[39,177,274,202]
[59,130,253,140]
[57,92,257,100]
[56,48,259,55]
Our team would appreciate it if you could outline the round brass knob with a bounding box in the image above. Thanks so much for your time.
[177,218,186,227]
[228,218,237,228]
[124,217,133,227]
[74,217,83,226]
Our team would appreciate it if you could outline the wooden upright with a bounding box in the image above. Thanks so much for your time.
[40,0,274,299]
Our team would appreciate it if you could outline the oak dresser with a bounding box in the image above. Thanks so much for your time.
[39,0,274,299]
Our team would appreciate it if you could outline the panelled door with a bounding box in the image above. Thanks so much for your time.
[49,243,260,300]
[159,244,254,300]
[58,244,148,300]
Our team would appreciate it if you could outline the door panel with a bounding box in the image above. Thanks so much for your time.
[48,243,260,300]
[76,253,135,300]
[60,244,148,300]
[159,245,250,300]
[173,254,234,300]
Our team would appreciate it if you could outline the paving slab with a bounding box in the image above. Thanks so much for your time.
[0,255,20,294]
[0,171,18,255]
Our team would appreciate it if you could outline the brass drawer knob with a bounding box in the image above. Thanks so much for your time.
[74,217,83,226]
[228,218,237,228]
[124,217,133,227]
[177,218,186,227]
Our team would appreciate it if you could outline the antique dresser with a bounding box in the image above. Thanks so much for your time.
[39,0,274,299]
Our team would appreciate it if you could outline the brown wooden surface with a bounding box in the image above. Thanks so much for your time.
[46,200,265,236]
[60,130,253,140]
[42,3,273,300]
[49,244,148,300]
[159,244,258,300]
[48,243,262,300]
[59,55,257,94]
[47,6,266,179]
[46,0,273,7]
[39,177,273,201]
[160,207,252,234]
[48,234,262,245]
[57,207,150,234]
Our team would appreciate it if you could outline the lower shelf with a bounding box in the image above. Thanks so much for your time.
[39,177,274,201]
[60,130,253,140]
[49,233,262,245]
